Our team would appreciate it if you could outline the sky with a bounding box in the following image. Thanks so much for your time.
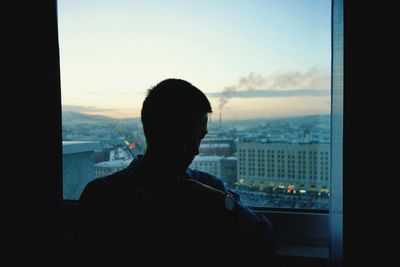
[58,0,331,120]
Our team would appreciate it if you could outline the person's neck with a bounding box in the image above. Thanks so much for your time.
[141,149,182,177]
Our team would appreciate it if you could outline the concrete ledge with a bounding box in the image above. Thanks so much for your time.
[62,141,101,155]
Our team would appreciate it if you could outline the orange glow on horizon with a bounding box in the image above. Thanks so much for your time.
[75,94,330,120]
[83,110,140,119]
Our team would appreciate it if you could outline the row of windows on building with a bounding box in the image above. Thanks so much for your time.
[240,172,329,180]
[239,149,329,155]
[239,155,329,161]
[94,166,125,178]
[237,145,330,181]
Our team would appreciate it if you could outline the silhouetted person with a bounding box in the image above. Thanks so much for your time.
[77,79,279,265]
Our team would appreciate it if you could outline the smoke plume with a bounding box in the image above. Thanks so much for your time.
[218,67,328,110]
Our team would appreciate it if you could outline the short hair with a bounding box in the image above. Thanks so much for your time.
[141,79,212,146]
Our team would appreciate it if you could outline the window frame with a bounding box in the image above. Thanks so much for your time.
[58,0,343,263]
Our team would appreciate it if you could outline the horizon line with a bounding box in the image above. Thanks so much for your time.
[62,110,330,121]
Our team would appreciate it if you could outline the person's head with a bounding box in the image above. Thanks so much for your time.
[141,78,212,172]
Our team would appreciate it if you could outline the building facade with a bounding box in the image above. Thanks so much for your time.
[94,159,133,178]
[199,143,230,156]
[189,155,237,188]
[237,142,330,192]
[62,141,101,200]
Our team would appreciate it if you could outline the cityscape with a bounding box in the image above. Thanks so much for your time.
[62,111,331,210]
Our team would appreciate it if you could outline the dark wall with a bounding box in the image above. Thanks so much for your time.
[6,1,62,261]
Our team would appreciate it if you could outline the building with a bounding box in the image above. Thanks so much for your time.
[94,146,134,178]
[189,155,238,188]
[62,141,101,200]
[199,143,230,156]
[220,157,238,188]
[94,148,111,163]
[237,142,330,192]
[94,159,133,178]
[201,138,236,155]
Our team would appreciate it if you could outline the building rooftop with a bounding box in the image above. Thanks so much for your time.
[62,141,101,155]
[200,143,230,148]
[202,137,233,141]
[223,156,238,160]
[94,159,133,168]
[192,155,224,162]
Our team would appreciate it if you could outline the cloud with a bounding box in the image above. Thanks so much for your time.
[62,105,116,113]
[217,67,330,109]
[207,89,329,99]
[268,67,329,90]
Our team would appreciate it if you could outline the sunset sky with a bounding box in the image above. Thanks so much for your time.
[58,0,331,119]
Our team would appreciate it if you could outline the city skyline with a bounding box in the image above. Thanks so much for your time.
[58,0,331,119]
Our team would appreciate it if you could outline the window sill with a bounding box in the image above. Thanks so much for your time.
[277,245,329,259]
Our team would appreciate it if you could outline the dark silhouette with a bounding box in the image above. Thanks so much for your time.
[77,79,279,265]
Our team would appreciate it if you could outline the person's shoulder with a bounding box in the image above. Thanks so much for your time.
[185,168,221,183]
[80,161,136,202]
[79,177,112,203]
[99,158,139,187]
[186,168,226,191]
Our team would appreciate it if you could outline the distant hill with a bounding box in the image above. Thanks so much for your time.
[62,111,329,130]
[208,114,330,128]
[273,114,330,124]
[62,111,140,126]
[230,114,330,123]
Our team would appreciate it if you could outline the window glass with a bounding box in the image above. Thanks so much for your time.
[59,0,332,210]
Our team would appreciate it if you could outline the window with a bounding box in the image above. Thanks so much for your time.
[58,0,333,211]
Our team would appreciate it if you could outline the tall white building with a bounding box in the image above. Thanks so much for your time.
[237,142,330,191]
